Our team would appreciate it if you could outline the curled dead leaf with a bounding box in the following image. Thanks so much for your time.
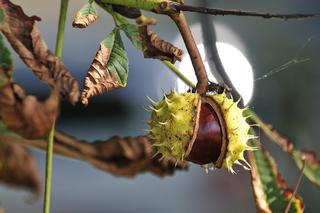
[72,2,99,28]
[0,82,59,139]
[90,135,187,176]
[0,140,41,195]
[81,28,128,105]
[73,14,98,29]
[0,0,80,104]
[139,25,183,63]
[1,132,187,177]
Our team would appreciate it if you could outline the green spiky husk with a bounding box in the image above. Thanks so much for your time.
[149,92,200,161]
[210,92,255,173]
[148,91,255,173]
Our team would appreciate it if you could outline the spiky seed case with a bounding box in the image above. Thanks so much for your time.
[148,91,256,173]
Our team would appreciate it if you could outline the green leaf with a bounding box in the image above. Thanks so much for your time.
[0,9,4,23]
[79,1,98,17]
[110,11,143,50]
[72,1,98,28]
[0,121,9,134]
[249,146,304,213]
[102,28,128,85]
[81,27,129,105]
[0,121,17,138]
[0,33,13,86]
[292,150,320,187]
[95,0,164,13]
[119,23,143,50]
[249,112,320,188]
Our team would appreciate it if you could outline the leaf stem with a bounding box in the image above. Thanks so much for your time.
[43,122,55,213]
[43,1,69,212]
[162,60,195,88]
[55,0,69,57]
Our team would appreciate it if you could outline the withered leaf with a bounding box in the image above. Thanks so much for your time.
[249,145,304,213]
[0,0,80,104]
[114,14,180,63]
[0,139,41,195]
[81,27,128,105]
[0,82,59,139]
[72,2,98,28]
[89,135,187,176]
[139,25,183,63]
[1,131,187,177]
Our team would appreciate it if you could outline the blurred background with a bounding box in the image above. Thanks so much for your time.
[1,0,320,212]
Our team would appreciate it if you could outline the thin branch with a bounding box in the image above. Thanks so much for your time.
[284,159,306,213]
[0,132,187,177]
[178,5,320,20]
[200,13,243,106]
[169,11,208,94]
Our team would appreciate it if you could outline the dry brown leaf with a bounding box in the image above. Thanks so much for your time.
[90,135,187,176]
[81,43,114,105]
[73,13,98,29]
[0,82,59,139]
[81,28,128,105]
[72,2,98,28]
[139,25,183,63]
[0,140,41,195]
[0,0,80,104]
[1,132,187,177]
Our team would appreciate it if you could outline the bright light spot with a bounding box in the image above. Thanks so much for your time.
[177,42,254,105]
[216,42,254,105]
[177,43,217,93]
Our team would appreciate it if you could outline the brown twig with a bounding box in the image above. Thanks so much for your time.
[284,159,306,213]
[177,5,320,20]
[0,131,187,177]
[169,11,208,95]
